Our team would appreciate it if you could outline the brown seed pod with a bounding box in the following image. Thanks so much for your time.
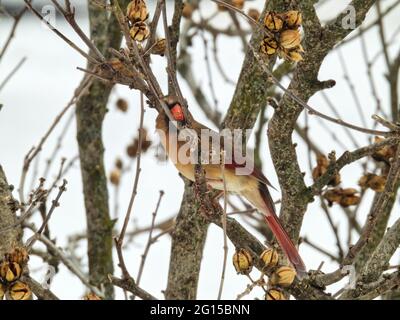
[127,141,139,158]
[84,293,102,300]
[359,173,387,193]
[0,283,5,300]
[260,37,279,55]
[312,154,328,180]
[339,195,360,207]
[264,12,284,32]
[260,248,279,269]
[281,10,302,29]
[231,0,244,10]
[312,154,340,186]
[279,29,301,49]
[232,248,253,275]
[116,98,129,112]
[144,140,152,151]
[0,261,22,282]
[286,48,304,62]
[126,132,152,158]
[282,44,305,63]
[109,169,121,186]
[127,0,149,23]
[182,3,194,19]
[323,188,360,207]
[130,21,150,42]
[115,158,124,170]
[269,266,296,287]
[265,288,286,300]
[6,247,29,266]
[8,281,32,300]
[108,57,124,72]
[247,8,260,21]
[151,38,167,56]
[372,136,396,164]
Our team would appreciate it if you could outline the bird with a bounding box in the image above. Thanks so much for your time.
[155,96,307,277]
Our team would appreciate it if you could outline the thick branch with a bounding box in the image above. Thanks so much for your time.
[75,0,130,299]
[222,0,286,130]
[165,180,209,300]
[268,0,377,242]
[0,165,22,257]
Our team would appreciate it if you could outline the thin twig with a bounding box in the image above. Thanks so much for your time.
[0,57,27,92]
[115,93,145,279]
[18,76,92,206]
[136,190,165,287]
[25,179,68,250]
[217,150,228,300]
[23,0,99,63]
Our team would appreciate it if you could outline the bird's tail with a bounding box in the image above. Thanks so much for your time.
[243,183,307,278]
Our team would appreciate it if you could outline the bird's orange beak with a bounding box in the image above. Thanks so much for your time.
[170,103,185,121]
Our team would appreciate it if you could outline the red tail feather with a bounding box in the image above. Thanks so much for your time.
[264,214,307,277]
[255,183,307,277]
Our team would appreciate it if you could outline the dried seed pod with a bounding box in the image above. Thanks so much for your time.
[116,98,129,112]
[342,188,359,195]
[260,248,279,269]
[9,281,32,300]
[247,8,260,21]
[141,141,152,153]
[339,194,360,207]
[312,154,328,180]
[109,169,121,186]
[279,29,301,49]
[281,10,302,29]
[359,173,387,192]
[261,37,279,55]
[217,3,227,11]
[312,154,340,186]
[182,3,194,19]
[323,189,342,205]
[270,266,296,287]
[6,247,29,266]
[323,188,360,207]
[0,284,5,300]
[151,38,166,56]
[130,21,150,42]
[231,0,244,10]
[0,261,22,282]
[126,134,152,158]
[265,288,286,300]
[127,0,149,23]
[115,158,124,170]
[84,293,102,300]
[372,136,396,164]
[264,12,284,32]
[286,48,304,62]
[108,58,124,72]
[232,248,253,275]
[127,141,139,158]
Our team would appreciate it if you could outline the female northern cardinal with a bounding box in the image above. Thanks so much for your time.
[156,97,307,277]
